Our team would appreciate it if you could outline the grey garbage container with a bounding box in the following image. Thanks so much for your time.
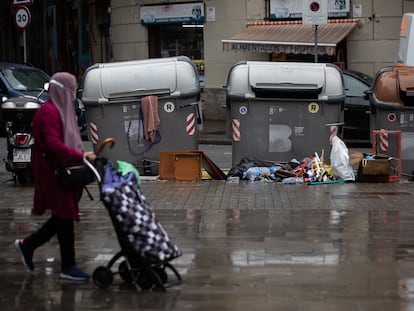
[368,65,414,175]
[225,61,345,166]
[81,56,202,175]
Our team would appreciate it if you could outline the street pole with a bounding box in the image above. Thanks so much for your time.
[23,30,27,63]
[313,25,318,63]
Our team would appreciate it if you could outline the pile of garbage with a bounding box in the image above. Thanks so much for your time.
[227,136,357,184]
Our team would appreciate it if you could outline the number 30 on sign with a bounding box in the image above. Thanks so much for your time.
[14,6,31,30]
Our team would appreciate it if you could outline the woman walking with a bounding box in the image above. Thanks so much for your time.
[15,72,96,281]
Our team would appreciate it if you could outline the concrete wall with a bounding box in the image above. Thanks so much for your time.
[347,0,404,75]
[202,0,268,120]
[111,1,148,60]
[110,0,413,121]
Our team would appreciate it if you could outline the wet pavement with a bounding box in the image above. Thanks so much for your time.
[2,135,414,310]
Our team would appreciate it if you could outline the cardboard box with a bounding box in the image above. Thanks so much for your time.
[357,155,391,183]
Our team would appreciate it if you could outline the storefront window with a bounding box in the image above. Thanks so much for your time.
[149,24,204,60]
[148,23,204,89]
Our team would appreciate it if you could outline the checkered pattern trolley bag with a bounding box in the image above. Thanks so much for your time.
[92,161,182,290]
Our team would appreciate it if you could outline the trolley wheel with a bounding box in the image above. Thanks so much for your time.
[93,266,114,289]
[138,270,155,290]
[154,267,168,284]
[119,261,134,283]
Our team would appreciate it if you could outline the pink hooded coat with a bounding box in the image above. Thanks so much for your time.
[32,72,84,220]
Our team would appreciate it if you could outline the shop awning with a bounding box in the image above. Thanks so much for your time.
[222,19,359,56]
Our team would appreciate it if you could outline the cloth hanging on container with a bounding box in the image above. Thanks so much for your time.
[141,95,160,143]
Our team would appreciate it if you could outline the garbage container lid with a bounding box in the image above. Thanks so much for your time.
[226,61,344,100]
[82,57,199,103]
[248,62,325,91]
[375,66,414,106]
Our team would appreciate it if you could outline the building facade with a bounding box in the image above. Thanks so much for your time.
[0,0,110,78]
[2,1,413,120]
[110,0,414,121]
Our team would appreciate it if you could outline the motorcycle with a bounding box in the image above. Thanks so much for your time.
[1,86,47,184]
[1,83,87,185]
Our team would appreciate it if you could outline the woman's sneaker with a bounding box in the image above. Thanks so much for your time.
[60,266,89,281]
[15,239,35,271]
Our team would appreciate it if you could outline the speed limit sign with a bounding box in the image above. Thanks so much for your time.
[14,6,31,30]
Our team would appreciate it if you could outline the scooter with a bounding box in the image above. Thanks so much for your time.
[1,88,46,184]
[1,83,86,184]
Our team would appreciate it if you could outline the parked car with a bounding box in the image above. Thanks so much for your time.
[342,69,373,146]
[0,62,86,136]
[0,62,49,100]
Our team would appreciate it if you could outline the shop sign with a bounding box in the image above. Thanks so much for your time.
[223,41,336,56]
[270,0,349,20]
[140,2,205,25]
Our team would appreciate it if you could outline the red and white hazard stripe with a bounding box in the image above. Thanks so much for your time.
[89,122,99,144]
[232,119,240,141]
[186,113,196,136]
[380,129,389,151]
[329,125,338,145]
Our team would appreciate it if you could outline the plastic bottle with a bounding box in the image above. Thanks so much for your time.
[282,177,304,184]
[227,176,240,183]
[245,166,279,181]
[282,177,297,184]
[307,169,314,181]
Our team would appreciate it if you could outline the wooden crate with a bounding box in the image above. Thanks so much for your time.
[358,156,391,183]
[159,151,202,181]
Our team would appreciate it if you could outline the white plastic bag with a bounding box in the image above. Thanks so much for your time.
[330,136,355,181]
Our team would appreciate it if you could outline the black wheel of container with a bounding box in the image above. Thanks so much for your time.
[137,270,155,290]
[154,267,168,284]
[93,266,113,289]
[119,261,134,284]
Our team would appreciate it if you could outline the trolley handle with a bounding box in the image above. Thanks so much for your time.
[96,137,116,156]
[83,156,102,183]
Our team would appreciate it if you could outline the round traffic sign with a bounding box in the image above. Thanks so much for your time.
[387,112,397,122]
[14,6,31,30]
[310,1,321,12]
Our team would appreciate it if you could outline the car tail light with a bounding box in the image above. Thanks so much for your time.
[15,134,29,146]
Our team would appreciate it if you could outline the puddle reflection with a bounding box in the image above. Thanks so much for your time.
[5,201,414,310]
[159,208,412,272]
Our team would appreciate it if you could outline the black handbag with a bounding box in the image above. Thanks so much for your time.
[56,163,96,187]
[41,143,102,188]
[55,157,99,187]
